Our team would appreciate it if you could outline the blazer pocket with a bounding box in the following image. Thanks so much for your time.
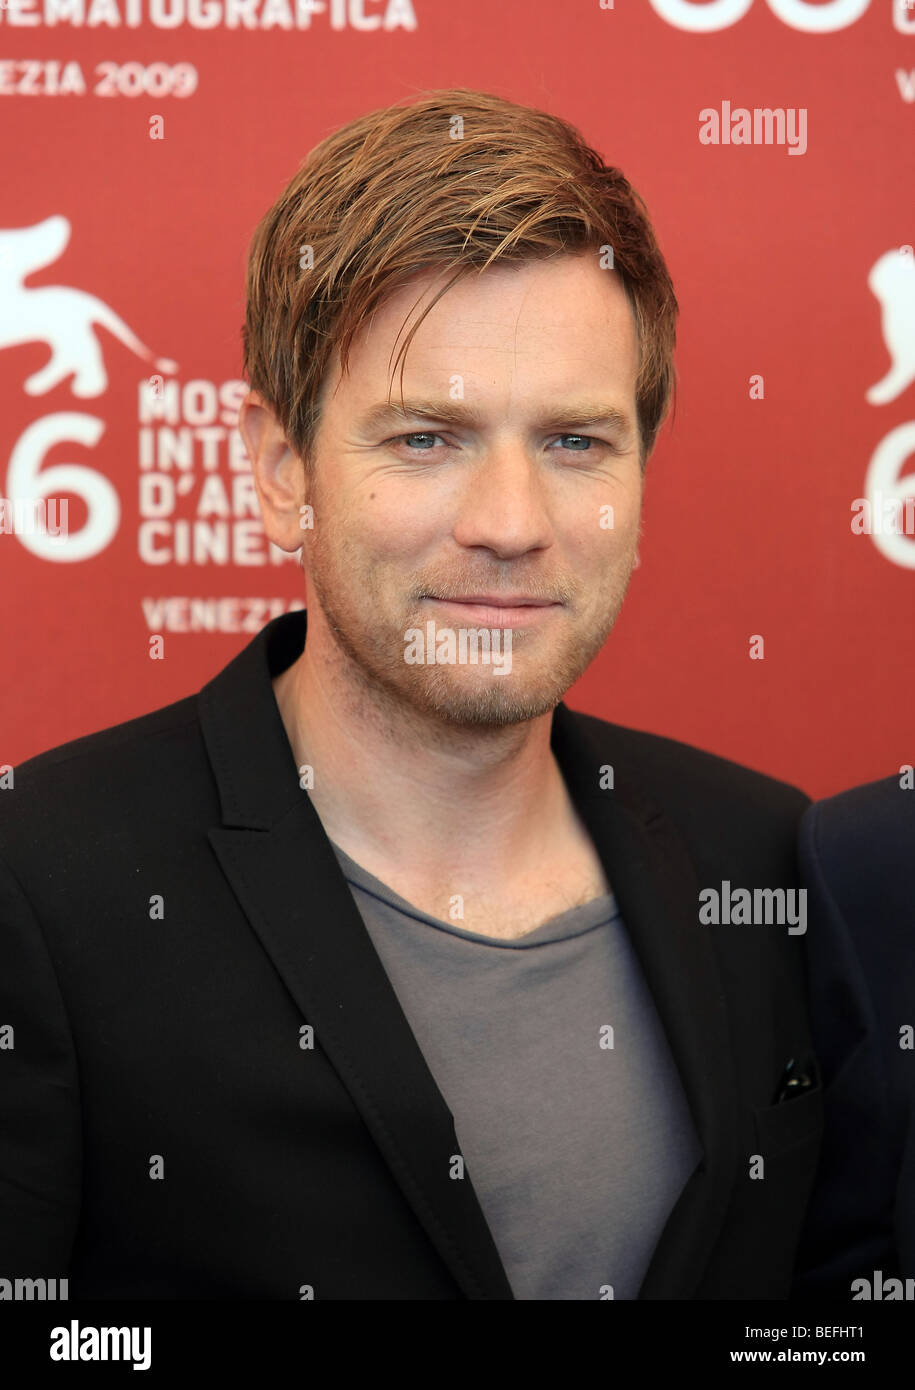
[753,1086,824,1157]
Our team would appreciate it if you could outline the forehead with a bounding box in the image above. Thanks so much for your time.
[321,251,639,410]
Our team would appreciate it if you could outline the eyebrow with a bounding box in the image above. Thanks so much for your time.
[358,398,635,437]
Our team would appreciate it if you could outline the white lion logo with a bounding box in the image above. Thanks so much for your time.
[0,215,177,397]
[867,248,915,406]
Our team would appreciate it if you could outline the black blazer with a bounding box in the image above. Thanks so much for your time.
[791,776,914,1297]
[0,610,823,1299]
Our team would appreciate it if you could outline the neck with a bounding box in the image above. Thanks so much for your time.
[272,613,574,880]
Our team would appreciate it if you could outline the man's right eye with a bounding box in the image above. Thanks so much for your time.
[390,432,449,452]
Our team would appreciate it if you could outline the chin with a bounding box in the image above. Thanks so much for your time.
[406,672,563,728]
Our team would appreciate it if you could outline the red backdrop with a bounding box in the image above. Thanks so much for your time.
[2,0,912,800]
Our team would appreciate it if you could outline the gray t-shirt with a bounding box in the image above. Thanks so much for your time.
[329,839,703,1300]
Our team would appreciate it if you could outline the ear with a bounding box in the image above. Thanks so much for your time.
[238,390,308,553]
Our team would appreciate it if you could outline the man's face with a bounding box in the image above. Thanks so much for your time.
[298,250,643,727]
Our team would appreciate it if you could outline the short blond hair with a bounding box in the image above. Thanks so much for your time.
[243,87,678,470]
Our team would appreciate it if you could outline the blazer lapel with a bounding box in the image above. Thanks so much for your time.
[199,611,514,1299]
[199,610,738,1301]
[550,703,741,1298]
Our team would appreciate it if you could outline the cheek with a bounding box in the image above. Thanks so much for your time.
[322,513,435,593]
[602,493,642,546]
[361,497,444,563]
[562,503,638,561]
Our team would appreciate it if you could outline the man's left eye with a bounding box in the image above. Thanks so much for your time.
[553,434,594,452]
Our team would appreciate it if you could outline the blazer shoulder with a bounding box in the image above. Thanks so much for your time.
[568,708,811,814]
[0,693,203,844]
[12,692,200,777]
[799,772,914,918]
[800,772,914,847]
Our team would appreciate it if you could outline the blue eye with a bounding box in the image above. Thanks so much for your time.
[554,434,592,451]
[396,432,444,450]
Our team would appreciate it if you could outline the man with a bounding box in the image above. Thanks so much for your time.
[1,88,823,1300]
[791,774,914,1299]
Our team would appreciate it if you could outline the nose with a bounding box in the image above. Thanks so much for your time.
[450,442,554,560]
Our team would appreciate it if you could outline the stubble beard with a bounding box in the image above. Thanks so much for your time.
[303,507,638,731]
